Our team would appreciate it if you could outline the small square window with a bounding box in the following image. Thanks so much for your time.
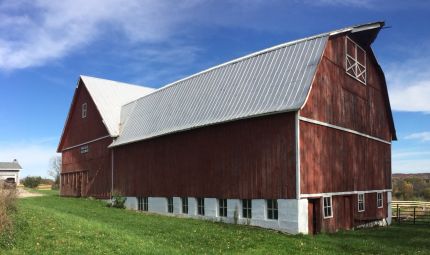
[167,197,174,213]
[267,199,278,220]
[181,197,188,214]
[358,193,365,212]
[82,103,87,118]
[377,192,383,208]
[80,145,89,154]
[138,197,148,211]
[197,198,205,215]
[219,199,227,217]
[242,199,252,219]
[323,196,333,218]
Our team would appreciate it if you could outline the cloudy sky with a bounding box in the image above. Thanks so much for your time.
[0,0,429,177]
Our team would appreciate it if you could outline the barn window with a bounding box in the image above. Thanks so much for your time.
[80,145,89,154]
[358,193,365,212]
[197,198,205,215]
[82,103,87,118]
[167,197,174,213]
[181,197,188,214]
[345,37,366,84]
[242,199,252,219]
[323,196,333,218]
[377,192,383,208]
[267,199,278,220]
[219,199,227,217]
[138,197,148,211]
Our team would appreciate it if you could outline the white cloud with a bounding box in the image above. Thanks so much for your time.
[404,132,430,142]
[385,50,430,113]
[0,0,203,70]
[0,139,58,178]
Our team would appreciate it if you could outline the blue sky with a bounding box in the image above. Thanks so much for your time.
[0,0,429,177]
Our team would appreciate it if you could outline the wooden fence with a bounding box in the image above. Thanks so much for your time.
[392,201,430,224]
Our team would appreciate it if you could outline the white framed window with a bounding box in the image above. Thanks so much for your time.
[267,199,278,220]
[242,199,252,219]
[358,193,365,212]
[137,197,148,211]
[197,198,205,215]
[80,145,89,154]
[181,197,188,214]
[167,197,174,213]
[345,36,366,84]
[82,103,87,118]
[377,192,383,208]
[219,199,227,217]
[323,196,333,219]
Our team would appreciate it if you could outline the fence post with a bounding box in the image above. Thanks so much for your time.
[397,204,400,223]
[413,207,416,225]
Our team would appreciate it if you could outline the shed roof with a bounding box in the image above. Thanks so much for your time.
[110,22,386,147]
[0,161,22,170]
[80,76,155,137]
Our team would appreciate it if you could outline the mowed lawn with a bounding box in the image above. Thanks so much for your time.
[3,191,429,255]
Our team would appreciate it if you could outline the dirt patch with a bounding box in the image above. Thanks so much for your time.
[17,188,44,198]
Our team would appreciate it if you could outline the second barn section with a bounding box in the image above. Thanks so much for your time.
[57,21,396,234]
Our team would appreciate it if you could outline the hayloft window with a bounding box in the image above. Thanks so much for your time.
[323,196,333,219]
[181,197,188,214]
[80,145,89,154]
[377,192,383,208]
[267,199,278,220]
[345,37,366,84]
[197,198,205,215]
[167,197,174,213]
[219,199,227,217]
[242,199,252,219]
[82,103,87,118]
[358,193,365,212]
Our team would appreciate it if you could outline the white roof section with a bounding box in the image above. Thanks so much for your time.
[0,161,22,170]
[81,75,155,137]
[109,22,384,147]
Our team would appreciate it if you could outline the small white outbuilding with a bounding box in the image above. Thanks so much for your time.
[0,159,22,185]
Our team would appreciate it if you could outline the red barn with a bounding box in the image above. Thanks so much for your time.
[58,22,396,234]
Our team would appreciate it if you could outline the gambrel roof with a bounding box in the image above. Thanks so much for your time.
[110,22,388,147]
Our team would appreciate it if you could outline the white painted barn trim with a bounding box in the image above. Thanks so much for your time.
[300,189,392,198]
[295,112,301,199]
[298,116,391,144]
[61,135,111,151]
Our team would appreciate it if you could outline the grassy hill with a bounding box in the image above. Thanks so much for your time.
[2,190,430,254]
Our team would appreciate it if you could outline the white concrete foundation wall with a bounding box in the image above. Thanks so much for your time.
[125,197,309,234]
[205,198,218,218]
[188,197,198,216]
[387,191,392,225]
[124,197,137,210]
[173,197,182,214]
[149,197,167,213]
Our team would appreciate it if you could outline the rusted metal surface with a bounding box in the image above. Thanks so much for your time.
[113,112,297,199]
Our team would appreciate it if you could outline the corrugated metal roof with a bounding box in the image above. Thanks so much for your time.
[0,161,22,170]
[111,35,327,147]
[81,76,155,137]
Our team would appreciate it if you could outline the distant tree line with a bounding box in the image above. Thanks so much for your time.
[392,177,430,201]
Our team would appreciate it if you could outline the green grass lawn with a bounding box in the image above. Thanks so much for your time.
[2,191,430,255]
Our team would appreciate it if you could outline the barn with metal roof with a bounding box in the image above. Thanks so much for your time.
[57,21,396,234]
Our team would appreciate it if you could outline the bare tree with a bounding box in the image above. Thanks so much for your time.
[48,156,61,189]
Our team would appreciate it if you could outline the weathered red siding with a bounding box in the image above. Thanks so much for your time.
[300,35,392,195]
[113,112,297,199]
[320,192,388,233]
[59,81,112,198]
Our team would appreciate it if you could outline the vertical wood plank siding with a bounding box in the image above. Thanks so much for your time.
[113,112,296,199]
[59,82,112,198]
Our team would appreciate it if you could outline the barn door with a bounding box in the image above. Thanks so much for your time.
[308,198,321,235]
[344,195,353,229]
